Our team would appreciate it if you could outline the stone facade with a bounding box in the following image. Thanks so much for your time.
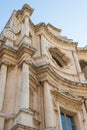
[0,4,87,130]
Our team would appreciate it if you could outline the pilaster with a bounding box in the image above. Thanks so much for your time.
[21,62,29,109]
[0,63,7,130]
[24,12,30,36]
[0,63,7,111]
[43,81,55,128]
[72,51,86,83]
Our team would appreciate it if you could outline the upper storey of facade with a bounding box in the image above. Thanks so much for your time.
[0,4,87,84]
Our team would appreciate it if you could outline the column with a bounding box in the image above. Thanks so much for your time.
[21,62,29,109]
[22,12,32,46]
[43,81,55,128]
[24,12,29,36]
[41,35,47,56]
[0,64,7,130]
[0,64,7,111]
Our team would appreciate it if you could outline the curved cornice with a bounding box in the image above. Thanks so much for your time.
[47,23,61,33]
[35,64,87,89]
[34,22,77,48]
[77,49,87,55]
[28,19,77,49]
[51,89,82,104]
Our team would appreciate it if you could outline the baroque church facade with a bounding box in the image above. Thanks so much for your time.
[0,4,87,130]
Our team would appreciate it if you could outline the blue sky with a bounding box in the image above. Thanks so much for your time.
[0,0,87,47]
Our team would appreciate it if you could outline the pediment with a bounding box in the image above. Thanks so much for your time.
[58,89,82,101]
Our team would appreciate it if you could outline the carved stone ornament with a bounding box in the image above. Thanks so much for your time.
[3,28,16,41]
[51,89,82,111]
[58,89,82,101]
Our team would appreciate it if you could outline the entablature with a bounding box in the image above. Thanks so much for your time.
[35,64,87,92]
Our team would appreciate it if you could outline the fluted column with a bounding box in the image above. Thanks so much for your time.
[0,63,7,111]
[43,81,55,128]
[21,62,29,109]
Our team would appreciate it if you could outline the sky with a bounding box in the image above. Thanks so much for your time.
[0,0,87,47]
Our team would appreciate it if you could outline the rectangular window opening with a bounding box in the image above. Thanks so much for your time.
[61,113,76,130]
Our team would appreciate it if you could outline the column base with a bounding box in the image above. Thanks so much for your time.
[14,108,34,127]
[0,112,6,130]
[13,108,40,128]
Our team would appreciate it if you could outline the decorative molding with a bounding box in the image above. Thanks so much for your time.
[51,89,83,111]
[3,28,16,41]
[11,124,37,130]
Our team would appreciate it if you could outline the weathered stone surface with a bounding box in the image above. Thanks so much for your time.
[0,3,87,130]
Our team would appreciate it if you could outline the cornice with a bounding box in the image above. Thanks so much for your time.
[77,49,87,55]
[17,42,36,65]
[0,40,37,66]
[51,89,82,104]
[47,23,61,33]
[0,44,17,65]
[35,64,87,89]
[16,4,34,17]
[52,89,82,112]
[11,124,37,130]
[35,23,77,49]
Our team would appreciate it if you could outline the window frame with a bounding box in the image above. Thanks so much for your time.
[61,112,76,130]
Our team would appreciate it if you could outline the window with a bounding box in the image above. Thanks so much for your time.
[49,48,69,68]
[52,55,63,67]
[61,113,76,130]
